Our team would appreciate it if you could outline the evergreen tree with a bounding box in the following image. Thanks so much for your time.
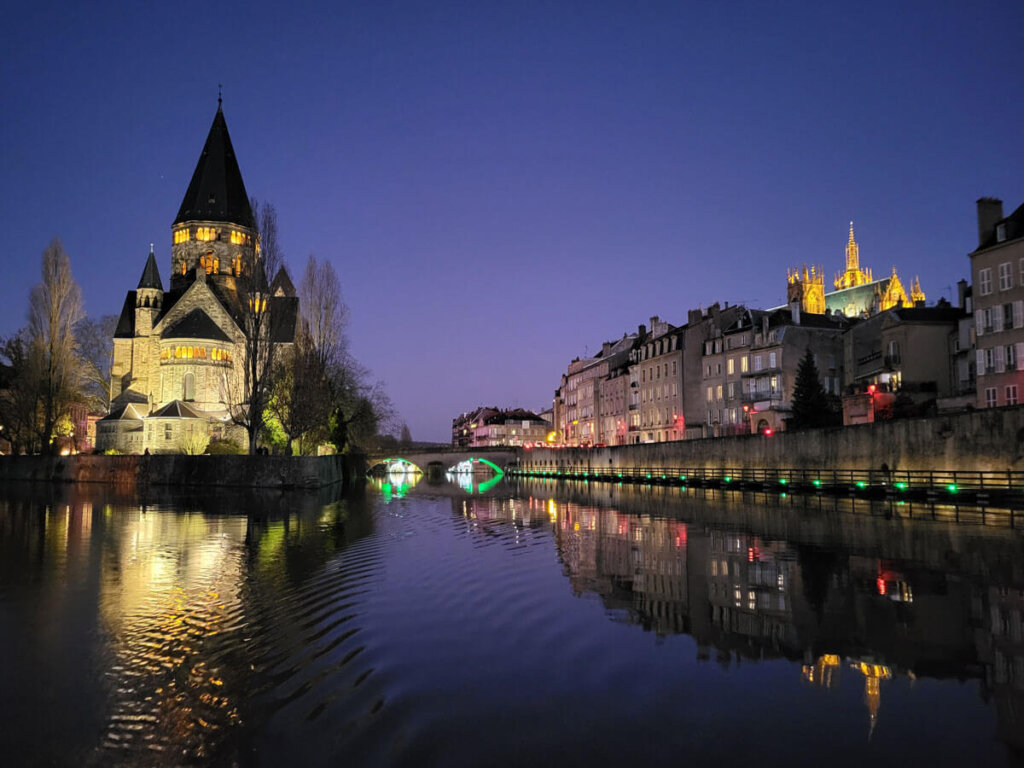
[790,348,831,430]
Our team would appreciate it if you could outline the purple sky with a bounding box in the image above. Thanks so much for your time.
[3,1,1023,441]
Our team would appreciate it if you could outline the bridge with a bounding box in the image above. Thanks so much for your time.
[366,446,521,476]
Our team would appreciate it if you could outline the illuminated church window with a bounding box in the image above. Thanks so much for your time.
[183,372,195,401]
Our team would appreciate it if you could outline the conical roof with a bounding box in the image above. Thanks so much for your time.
[174,104,255,229]
[138,248,163,290]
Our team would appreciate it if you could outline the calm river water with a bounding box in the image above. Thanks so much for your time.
[1,475,1023,767]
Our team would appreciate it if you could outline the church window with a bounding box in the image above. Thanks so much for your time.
[180,261,187,275]
[183,372,195,401]
[999,262,1013,291]
[165,425,173,440]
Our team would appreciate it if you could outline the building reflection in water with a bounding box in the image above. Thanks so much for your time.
[500,479,1024,754]
[0,484,374,765]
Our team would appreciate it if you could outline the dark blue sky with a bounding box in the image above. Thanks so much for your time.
[3,1,1022,441]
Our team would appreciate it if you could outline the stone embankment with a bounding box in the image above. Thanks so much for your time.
[520,407,1024,475]
[0,453,368,490]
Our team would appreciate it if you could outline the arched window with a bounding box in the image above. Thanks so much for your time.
[183,372,195,402]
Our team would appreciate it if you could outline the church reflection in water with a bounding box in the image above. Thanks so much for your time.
[453,479,1024,753]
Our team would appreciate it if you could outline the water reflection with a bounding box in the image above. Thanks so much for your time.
[503,479,1024,754]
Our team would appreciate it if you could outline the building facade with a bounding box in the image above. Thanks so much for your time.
[971,198,1024,409]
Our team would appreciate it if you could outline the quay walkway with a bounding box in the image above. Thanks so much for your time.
[507,465,1024,507]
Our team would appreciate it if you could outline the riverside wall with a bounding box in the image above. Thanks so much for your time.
[0,453,368,490]
[521,407,1024,474]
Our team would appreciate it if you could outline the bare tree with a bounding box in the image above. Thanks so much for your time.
[28,239,83,453]
[228,199,287,455]
[268,326,331,454]
[299,254,348,371]
[75,314,118,413]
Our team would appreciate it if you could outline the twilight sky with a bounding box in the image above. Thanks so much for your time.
[3,1,1023,441]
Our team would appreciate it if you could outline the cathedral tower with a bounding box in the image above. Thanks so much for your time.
[170,99,258,291]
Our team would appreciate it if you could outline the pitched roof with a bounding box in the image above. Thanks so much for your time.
[271,266,296,297]
[150,400,205,419]
[174,105,255,229]
[99,403,146,421]
[271,296,299,343]
[977,200,1024,250]
[114,291,137,338]
[138,249,163,290]
[161,308,232,342]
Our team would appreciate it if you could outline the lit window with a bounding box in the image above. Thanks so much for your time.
[741,356,749,373]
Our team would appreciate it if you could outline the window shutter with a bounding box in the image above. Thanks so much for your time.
[977,349,986,372]
[996,346,1006,373]
[1017,343,1024,371]
[976,313,985,336]
[1015,301,1023,329]
[995,310,1005,333]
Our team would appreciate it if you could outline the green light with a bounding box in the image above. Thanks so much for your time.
[947,483,958,494]
[617,473,623,478]
[661,474,666,480]
[679,475,686,481]
[894,482,907,490]
[779,478,788,485]
[856,481,866,489]
[812,479,822,487]
[723,476,731,483]
[646,474,652,479]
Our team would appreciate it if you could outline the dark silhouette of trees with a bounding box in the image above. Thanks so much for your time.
[789,347,836,430]
[75,314,118,413]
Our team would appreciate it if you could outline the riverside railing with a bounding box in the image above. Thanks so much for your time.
[506,465,1024,505]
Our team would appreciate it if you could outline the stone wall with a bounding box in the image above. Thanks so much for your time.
[0,453,367,490]
[520,406,1024,474]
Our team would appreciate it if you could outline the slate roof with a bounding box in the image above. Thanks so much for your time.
[138,250,163,290]
[99,403,146,422]
[977,200,1024,251]
[114,292,137,338]
[271,266,296,297]
[161,308,232,342]
[271,296,299,343]
[150,400,205,419]
[174,105,255,229]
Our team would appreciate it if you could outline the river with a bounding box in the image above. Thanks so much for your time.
[1,475,1022,767]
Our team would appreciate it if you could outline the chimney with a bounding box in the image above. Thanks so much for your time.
[789,299,801,325]
[638,324,646,337]
[957,279,969,310]
[977,197,1004,247]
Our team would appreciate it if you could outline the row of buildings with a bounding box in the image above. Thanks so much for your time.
[461,198,1022,448]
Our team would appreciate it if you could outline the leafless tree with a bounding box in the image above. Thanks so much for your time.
[229,199,287,455]
[268,326,331,454]
[75,314,118,413]
[28,239,83,453]
[299,254,348,371]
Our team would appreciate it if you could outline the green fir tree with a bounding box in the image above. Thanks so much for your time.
[790,348,831,430]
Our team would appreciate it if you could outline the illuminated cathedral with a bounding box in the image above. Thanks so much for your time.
[787,223,924,317]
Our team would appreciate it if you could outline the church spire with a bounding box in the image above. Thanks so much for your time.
[173,104,254,229]
[846,221,860,272]
[137,245,163,290]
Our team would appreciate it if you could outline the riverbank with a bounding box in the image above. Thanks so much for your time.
[0,453,368,490]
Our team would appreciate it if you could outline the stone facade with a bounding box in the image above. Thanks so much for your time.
[98,105,296,454]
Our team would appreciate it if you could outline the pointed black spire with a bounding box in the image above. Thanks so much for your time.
[138,246,163,290]
[174,105,254,229]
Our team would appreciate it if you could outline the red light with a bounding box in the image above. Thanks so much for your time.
[876,577,886,595]
[763,427,774,437]
[868,384,877,395]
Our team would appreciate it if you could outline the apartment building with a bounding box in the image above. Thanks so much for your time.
[971,198,1024,408]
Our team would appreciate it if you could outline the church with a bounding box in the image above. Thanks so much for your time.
[787,223,924,317]
[97,102,297,453]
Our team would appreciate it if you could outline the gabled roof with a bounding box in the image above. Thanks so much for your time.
[174,105,255,229]
[114,292,137,338]
[161,308,232,342]
[271,266,296,297]
[99,403,146,421]
[138,249,163,290]
[150,400,205,419]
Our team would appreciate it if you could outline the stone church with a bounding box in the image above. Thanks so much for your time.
[97,103,297,453]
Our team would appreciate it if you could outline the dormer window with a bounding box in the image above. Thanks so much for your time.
[997,223,1007,243]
